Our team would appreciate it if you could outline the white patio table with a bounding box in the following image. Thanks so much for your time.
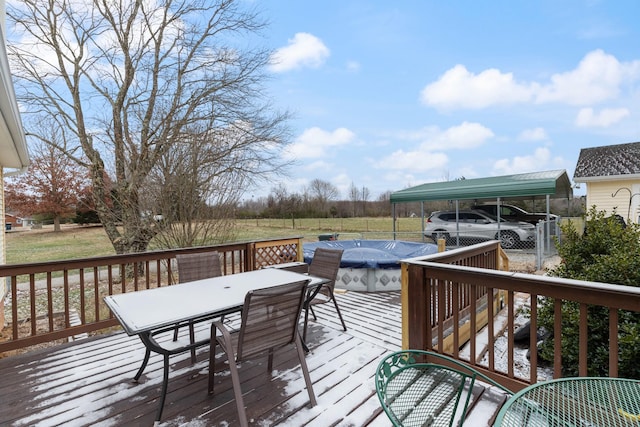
[104,267,326,424]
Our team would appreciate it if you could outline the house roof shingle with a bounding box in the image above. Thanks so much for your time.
[574,141,640,179]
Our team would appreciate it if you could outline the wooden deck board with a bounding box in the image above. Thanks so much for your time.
[0,290,506,426]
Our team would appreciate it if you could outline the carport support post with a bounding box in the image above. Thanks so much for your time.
[455,200,460,247]
[421,202,425,242]
[496,197,502,237]
[546,194,551,253]
[392,203,397,240]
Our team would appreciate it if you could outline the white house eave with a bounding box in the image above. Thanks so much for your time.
[574,173,640,183]
[0,16,28,172]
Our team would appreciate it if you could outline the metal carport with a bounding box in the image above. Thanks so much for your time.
[389,169,573,242]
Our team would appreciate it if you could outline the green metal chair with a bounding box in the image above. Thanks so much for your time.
[375,350,513,427]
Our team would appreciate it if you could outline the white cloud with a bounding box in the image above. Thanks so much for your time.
[492,147,553,175]
[285,127,355,159]
[333,173,353,196]
[420,122,494,150]
[269,32,330,72]
[395,122,494,150]
[457,166,479,180]
[575,107,630,127]
[420,50,640,110]
[518,127,548,141]
[536,50,640,105]
[420,65,534,109]
[304,160,333,171]
[373,122,492,173]
[382,171,424,189]
[375,150,449,172]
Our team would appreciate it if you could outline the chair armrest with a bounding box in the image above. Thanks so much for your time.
[212,320,236,353]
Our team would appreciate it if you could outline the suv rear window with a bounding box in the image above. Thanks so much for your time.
[475,205,496,215]
[438,213,456,221]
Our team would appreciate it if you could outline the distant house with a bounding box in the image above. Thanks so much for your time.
[573,141,640,224]
[4,214,23,229]
[0,1,31,328]
[21,217,37,227]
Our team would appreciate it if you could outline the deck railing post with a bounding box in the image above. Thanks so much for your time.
[246,242,255,271]
[403,263,429,350]
[296,237,304,262]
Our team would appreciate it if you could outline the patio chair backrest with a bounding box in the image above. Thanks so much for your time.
[376,350,513,427]
[236,279,310,361]
[308,248,343,294]
[176,252,222,283]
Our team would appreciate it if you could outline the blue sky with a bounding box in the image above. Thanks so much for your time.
[256,0,640,200]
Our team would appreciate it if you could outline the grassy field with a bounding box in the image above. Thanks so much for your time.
[6,225,115,265]
[239,217,425,240]
[6,217,427,264]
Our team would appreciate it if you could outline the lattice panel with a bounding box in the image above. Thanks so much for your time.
[255,242,300,267]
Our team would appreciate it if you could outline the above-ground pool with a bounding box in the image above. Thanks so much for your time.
[303,240,438,292]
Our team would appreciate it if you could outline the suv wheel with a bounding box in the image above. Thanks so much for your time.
[497,231,518,249]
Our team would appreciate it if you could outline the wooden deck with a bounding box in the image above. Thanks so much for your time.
[0,291,506,426]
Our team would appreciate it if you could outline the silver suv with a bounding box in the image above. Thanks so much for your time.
[471,203,558,225]
[425,210,535,249]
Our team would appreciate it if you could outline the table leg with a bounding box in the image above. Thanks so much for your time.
[300,331,309,353]
[134,334,152,382]
[302,284,322,344]
[189,321,196,363]
[155,354,171,423]
[135,332,173,423]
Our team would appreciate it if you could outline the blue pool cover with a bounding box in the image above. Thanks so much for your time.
[302,240,438,269]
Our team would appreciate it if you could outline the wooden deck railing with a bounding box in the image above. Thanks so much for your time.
[401,241,509,353]
[0,237,303,354]
[5,236,640,394]
[401,240,640,392]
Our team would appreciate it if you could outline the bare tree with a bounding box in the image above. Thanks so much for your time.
[8,0,290,254]
[361,185,370,216]
[308,179,339,214]
[146,126,247,249]
[268,183,290,217]
[374,190,392,216]
[348,182,359,217]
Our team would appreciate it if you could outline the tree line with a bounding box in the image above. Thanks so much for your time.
[236,180,393,219]
[4,144,397,233]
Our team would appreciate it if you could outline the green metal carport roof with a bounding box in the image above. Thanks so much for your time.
[390,170,572,203]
